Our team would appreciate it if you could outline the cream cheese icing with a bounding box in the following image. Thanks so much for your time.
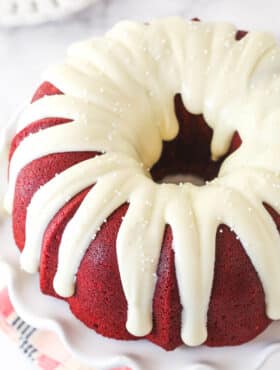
[5,18,280,346]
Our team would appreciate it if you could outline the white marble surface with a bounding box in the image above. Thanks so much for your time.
[1,0,280,368]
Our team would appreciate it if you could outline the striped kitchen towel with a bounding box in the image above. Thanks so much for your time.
[0,287,130,370]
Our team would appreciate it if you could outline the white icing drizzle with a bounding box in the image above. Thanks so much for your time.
[5,18,280,346]
[21,153,143,274]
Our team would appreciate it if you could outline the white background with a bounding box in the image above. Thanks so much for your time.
[1,0,280,369]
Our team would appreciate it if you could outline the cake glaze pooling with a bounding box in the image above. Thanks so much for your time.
[5,18,280,346]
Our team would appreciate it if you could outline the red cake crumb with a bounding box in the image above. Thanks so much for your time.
[31,81,63,103]
[236,30,248,41]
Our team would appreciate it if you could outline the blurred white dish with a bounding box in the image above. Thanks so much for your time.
[0,0,98,27]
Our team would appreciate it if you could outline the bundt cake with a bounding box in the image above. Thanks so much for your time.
[5,18,280,351]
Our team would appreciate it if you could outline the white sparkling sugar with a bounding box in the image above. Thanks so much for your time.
[5,18,280,346]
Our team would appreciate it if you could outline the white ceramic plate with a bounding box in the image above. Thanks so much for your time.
[0,0,97,27]
[1,110,280,370]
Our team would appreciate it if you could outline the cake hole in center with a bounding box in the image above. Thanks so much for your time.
[159,173,205,186]
[150,94,242,186]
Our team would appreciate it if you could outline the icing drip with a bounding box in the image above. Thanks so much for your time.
[20,153,143,274]
[5,18,280,346]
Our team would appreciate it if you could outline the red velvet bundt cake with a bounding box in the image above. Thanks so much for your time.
[5,18,280,351]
